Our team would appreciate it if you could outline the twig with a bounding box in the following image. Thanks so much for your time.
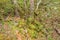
[36,0,41,11]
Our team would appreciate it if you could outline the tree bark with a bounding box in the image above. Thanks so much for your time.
[24,0,28,19]
[29,0,34,18]
[11,0,20,17]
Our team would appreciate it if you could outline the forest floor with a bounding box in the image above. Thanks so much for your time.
[0,16,60,40]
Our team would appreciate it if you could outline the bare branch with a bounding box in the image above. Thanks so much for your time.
[36,0,42,11]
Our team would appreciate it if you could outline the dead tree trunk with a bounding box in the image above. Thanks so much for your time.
[29,0,34,17]
[24,0,28,19]
[11,0,20,17]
